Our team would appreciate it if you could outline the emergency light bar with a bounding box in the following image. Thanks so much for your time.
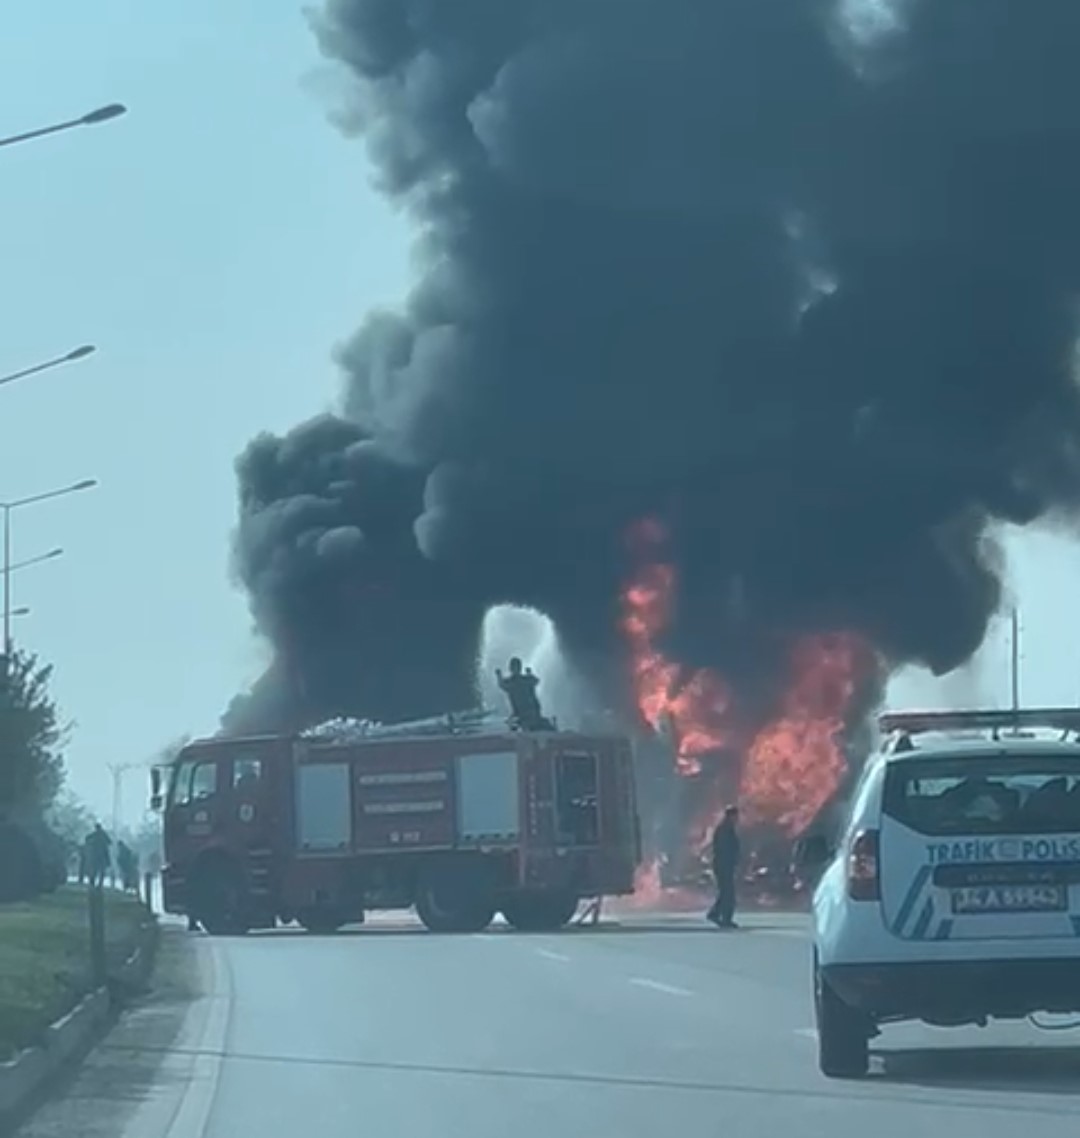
[879,707,1080,737]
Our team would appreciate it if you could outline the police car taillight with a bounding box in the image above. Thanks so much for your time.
[846,829,880,901]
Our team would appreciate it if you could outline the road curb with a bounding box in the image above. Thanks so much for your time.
[163,938,233,1138]
[0,911,160,1130]
[113,916,161,996]
[0,988,111,1124]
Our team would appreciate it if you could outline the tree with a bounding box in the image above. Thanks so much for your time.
[0,649,68,813]
[47,791,98,855]
[123,814,163,870]
[0,651,70,901]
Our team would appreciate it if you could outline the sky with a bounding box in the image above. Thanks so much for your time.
[0,0,409,822]
[1,2,1079,827]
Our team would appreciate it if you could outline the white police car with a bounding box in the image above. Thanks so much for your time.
[799,707,1080,1078]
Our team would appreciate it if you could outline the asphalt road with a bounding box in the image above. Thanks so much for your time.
[20,912,1080,1137]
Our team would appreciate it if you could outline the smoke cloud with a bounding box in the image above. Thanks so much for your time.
[229,0,1080,733]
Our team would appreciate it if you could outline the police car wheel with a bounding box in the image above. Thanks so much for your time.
[815,962,870,1078]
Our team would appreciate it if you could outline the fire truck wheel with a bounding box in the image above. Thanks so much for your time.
[415,868,496,934]
[190,857,250,936]
[298,908,346,935]
[500,890,579,932]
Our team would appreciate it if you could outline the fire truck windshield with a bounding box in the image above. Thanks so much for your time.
[168,758,218,808]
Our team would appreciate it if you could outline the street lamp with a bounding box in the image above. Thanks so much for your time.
[0,345,96,390]
[8,548,63,575]
[0,104,127,151]
[2,480,97,668]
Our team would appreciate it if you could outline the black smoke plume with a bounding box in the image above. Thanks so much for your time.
[228,0,1080,733]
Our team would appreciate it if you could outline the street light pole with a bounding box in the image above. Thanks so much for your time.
[0,345,96,390]
[1010,605,1021,715]
[0,554,63,662]
[1,480,96,677]
[107,762,143,836]
[0,104,127,151]
[3,505,10,665]
[7,548,63,576]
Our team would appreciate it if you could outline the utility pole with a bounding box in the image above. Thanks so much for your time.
[1010,605,1021,716]
[107,761,140,835]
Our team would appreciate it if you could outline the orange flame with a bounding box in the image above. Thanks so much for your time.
[614,856,714,913]
[741,632,869,834]
[622,521,733,776]
[621,518,871,847]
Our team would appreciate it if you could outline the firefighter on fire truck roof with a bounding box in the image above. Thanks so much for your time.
[496,657,546,731]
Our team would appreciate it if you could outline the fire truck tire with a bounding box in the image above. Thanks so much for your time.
[298,908,346,935]
[190,857,250,936]
[415,869,496,934]
[500,890,579,932]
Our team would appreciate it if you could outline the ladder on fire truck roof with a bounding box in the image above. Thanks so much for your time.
[879,707,1080,750]
[303,708,521,743]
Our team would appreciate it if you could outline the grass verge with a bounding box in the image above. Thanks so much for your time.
[0,886,154,1060]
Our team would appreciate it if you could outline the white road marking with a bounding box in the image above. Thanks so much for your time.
[536,948,571,963]
[629,977,693,997]
[793,1028,817,1041]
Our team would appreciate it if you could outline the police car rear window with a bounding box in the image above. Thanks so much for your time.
[883,754,1080,836]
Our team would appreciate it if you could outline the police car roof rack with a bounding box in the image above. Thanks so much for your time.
[879,707,1080,750]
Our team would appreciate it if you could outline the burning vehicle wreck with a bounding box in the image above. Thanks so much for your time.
[632,712,854,907]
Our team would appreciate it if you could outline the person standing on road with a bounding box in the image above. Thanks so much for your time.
[707,806,741,929]
[116,840,138,892]
[84,823,112,888]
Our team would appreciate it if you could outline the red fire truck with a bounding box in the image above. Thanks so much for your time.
[155,710,642,934]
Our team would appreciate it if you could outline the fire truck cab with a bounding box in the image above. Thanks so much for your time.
[157,711,641,935]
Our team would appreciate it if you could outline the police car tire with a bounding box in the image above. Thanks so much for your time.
[815,963,870,1078]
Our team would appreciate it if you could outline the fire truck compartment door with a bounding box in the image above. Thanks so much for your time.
[455,751,519,842]
[296,762,352,852]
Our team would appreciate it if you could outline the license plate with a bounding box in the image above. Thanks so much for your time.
[951,884,1067,914]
